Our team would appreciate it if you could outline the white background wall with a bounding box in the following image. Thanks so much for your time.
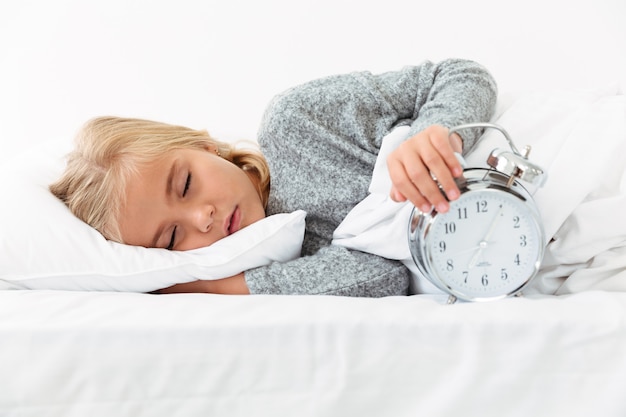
[0,0,624,162]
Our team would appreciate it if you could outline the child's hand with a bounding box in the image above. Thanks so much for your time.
[387,124,464,213]
[154,273,250,294]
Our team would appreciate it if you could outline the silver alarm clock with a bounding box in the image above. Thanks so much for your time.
[408,123,547,303]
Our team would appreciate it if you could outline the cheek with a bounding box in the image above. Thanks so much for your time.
[223,164,258,195]
[250,205,267,226]
[207,158,243,185]
[198,158,262,206]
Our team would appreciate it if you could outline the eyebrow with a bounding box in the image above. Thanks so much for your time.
[150,159,178,248]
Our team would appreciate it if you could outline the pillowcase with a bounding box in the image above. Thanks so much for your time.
[0,140,306,292]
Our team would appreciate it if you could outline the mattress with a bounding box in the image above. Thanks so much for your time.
[1,290,625,417]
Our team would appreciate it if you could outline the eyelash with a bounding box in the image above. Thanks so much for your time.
[166,227,177,251]
[183,173,191,197]
[167,173,191,250]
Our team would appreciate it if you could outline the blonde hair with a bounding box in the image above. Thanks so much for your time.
[50,116,270,243]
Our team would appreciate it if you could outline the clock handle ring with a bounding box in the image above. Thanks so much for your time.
[449,122,523,157]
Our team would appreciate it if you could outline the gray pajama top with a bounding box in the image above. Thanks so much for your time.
[244,59,498,297]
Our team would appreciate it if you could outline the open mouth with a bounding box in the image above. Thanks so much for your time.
[226,206,241,235]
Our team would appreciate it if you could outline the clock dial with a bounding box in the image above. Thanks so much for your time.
[426,189,543,300]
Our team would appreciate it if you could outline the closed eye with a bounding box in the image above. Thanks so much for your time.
[166,226,177,250]
[183,173,191,197]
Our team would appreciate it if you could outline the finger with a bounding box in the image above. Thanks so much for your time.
[388,186,407,202]
[449,132,463,154]
[388,132,450,212]
[425,156,459,203]
[387,158,431,212]
[403,156,450,212]
[431,130,463,178]
[425,132,463,201]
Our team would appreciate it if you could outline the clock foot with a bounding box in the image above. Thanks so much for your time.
[446,295,457,304]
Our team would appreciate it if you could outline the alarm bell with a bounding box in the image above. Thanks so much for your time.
[450,122,546,188]
[487,147,546,187]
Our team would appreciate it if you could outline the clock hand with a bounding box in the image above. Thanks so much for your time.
[481,204,505,244]
[468,243,486,269]
[468,205,504,269]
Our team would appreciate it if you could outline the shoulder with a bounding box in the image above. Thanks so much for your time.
[257,72,363,146]
[263,72,366,114]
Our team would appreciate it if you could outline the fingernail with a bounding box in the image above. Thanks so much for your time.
[447,189,459,200]
[420,204,431,213]
[437,202,449,213]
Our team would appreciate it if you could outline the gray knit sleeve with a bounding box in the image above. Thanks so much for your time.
[244,59,497,296]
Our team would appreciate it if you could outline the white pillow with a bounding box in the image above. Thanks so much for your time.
[0,141,306,292]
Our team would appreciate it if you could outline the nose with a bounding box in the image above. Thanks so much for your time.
[188,203,215,233]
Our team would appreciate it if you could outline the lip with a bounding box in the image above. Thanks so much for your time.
[225,206,241,236]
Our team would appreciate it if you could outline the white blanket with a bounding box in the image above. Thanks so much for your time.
[333,88,626,295]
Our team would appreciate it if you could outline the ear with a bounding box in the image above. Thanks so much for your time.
[204,144,221,157]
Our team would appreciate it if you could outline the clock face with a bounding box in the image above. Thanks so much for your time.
[425,188,543,300]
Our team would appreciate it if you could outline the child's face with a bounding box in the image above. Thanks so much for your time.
[118,147,266,251]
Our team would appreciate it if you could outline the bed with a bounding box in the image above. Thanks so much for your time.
[2,290,626,416]
[1,1,626,416]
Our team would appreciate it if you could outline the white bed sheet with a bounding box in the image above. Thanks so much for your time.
[1,290,626,417]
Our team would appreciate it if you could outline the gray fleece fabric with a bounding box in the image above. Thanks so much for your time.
[245,59,497,297]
